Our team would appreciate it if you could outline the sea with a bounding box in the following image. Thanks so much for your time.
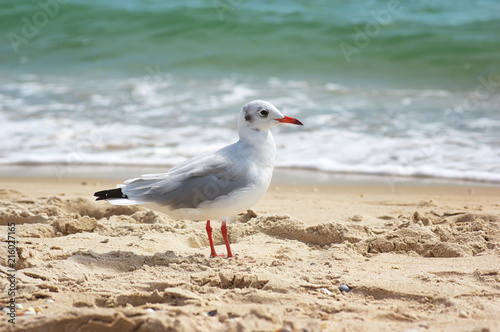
[1,0,499,184]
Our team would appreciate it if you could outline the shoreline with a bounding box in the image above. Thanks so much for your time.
[0,164,498,188]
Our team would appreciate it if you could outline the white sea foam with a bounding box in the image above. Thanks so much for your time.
[1,74,499,183]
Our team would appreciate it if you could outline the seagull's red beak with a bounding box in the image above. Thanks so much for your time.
[276,116,303,126]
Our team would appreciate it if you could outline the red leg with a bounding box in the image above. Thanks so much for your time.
[221,220,233,258]
[206,220,219,258]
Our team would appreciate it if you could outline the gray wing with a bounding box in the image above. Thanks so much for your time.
[121,148,251,209]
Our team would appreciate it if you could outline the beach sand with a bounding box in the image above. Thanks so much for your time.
[1,177,499,331]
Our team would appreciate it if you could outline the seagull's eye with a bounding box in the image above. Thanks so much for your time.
[259,109,269,117]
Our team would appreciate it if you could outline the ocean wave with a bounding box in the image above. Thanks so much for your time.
[1,73,499,183]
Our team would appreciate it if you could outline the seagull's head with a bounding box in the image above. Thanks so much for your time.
[239,100,303,132]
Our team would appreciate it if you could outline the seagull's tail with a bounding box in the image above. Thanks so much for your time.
[94,188,126,201]
[94,188,142,205]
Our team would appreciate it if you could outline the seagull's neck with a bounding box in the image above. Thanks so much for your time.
[237,126,276,164]
[238,125,272,145]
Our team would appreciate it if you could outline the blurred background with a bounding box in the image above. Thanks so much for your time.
[1,0,499,184]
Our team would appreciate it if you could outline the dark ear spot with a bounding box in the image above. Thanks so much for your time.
[242,105,253,122]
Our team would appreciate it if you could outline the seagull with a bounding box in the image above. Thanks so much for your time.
[94,100,303,257]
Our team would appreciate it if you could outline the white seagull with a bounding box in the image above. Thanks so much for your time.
[94,100,303,257]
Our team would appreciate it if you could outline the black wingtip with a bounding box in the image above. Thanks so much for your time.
[94,188,128,201]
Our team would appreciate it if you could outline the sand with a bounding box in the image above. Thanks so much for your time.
[1,177,499,331]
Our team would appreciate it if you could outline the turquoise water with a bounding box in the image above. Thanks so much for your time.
[2,0,499,87]
[1,0,499,182]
